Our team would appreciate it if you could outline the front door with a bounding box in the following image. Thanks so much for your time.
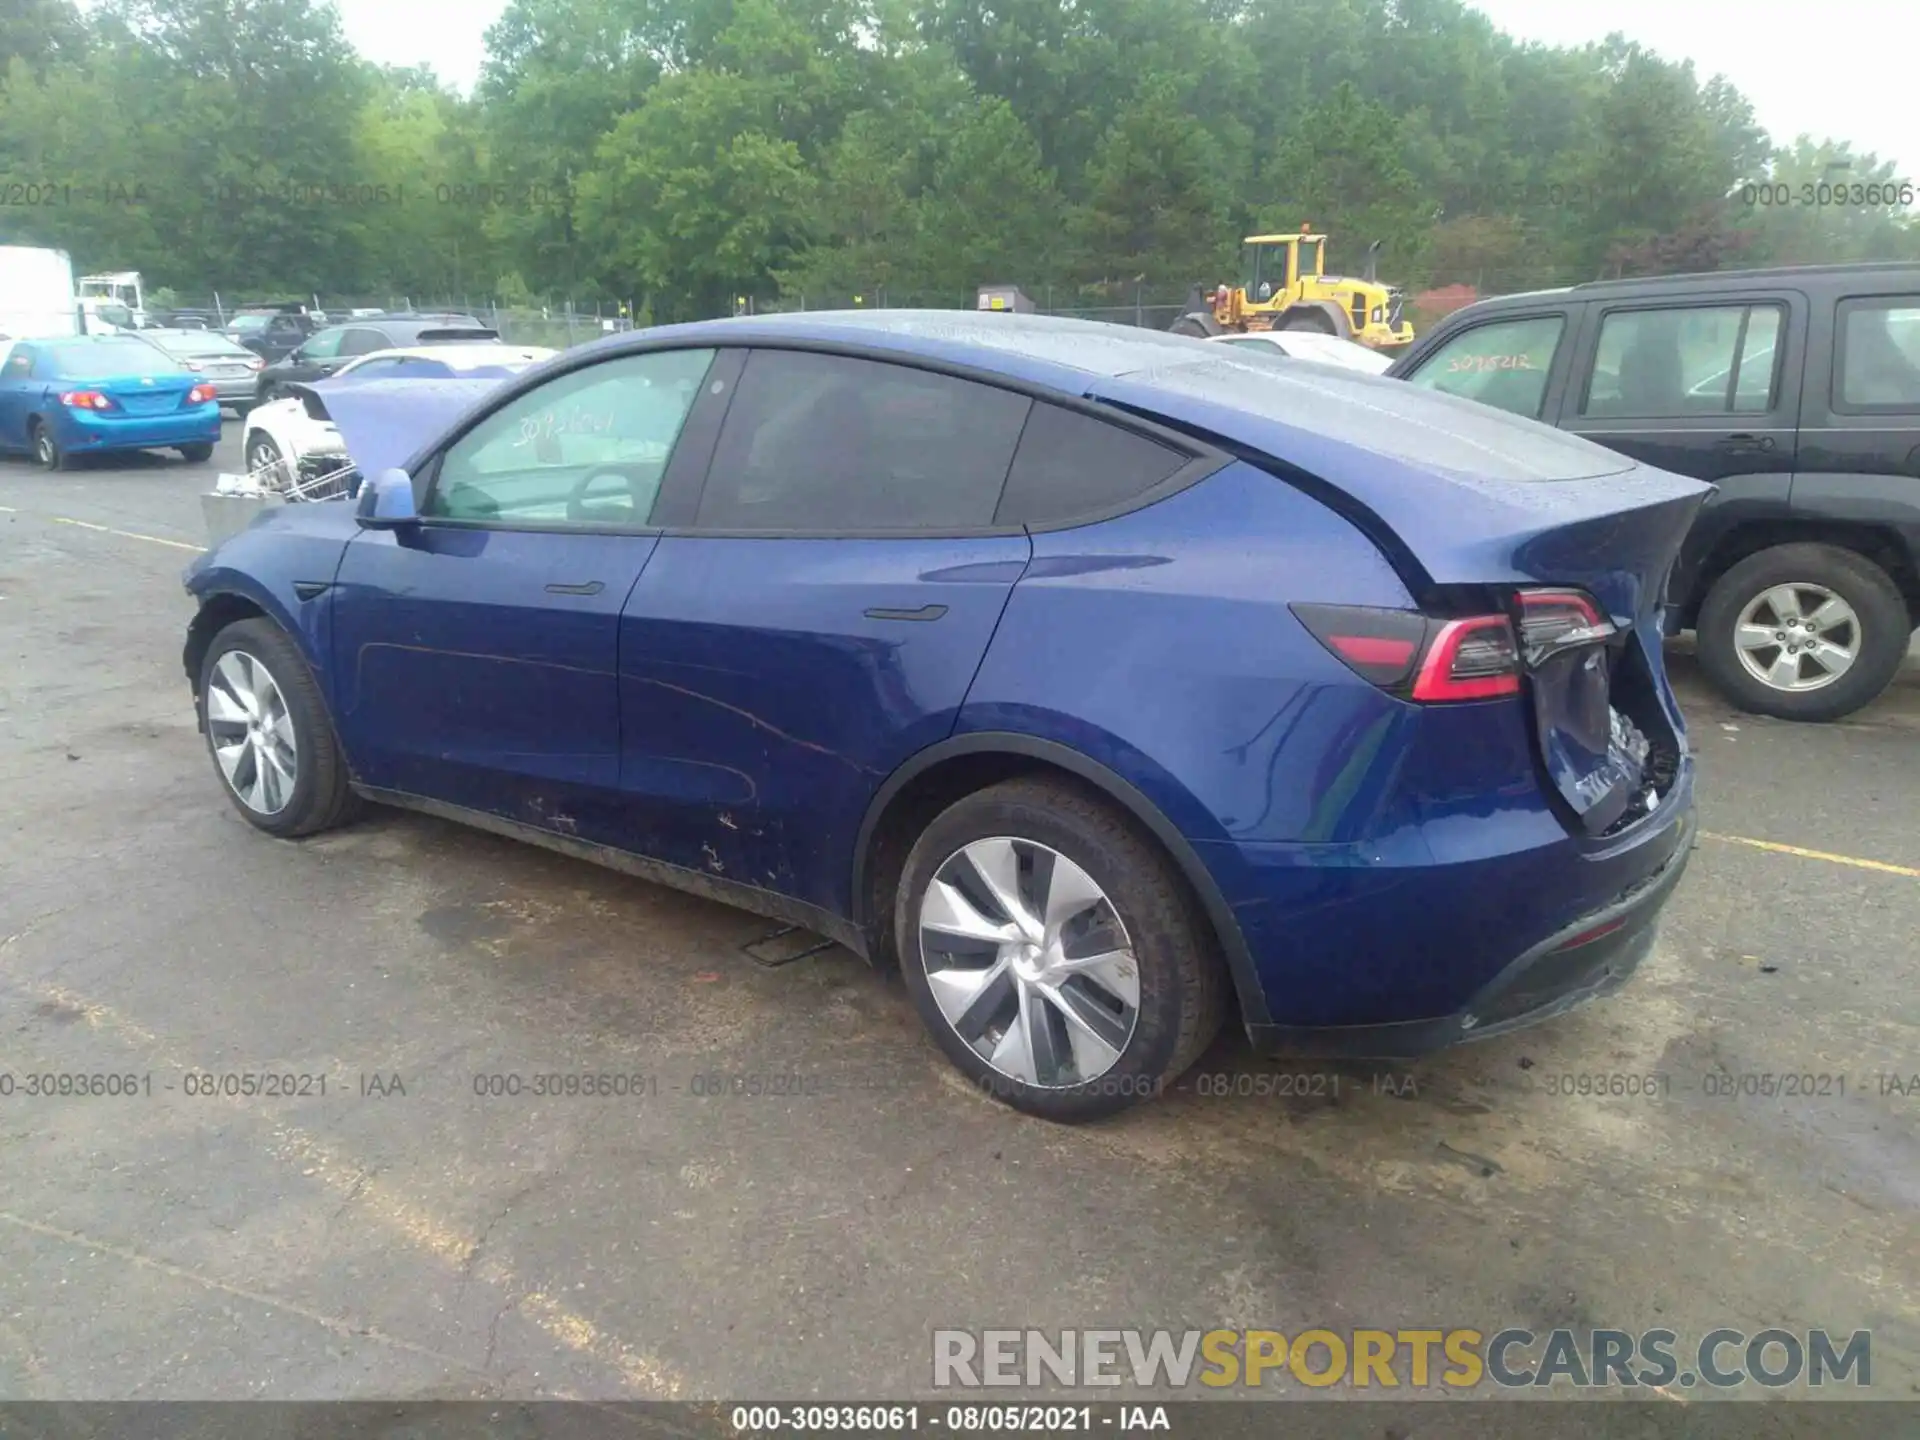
[614,347,1035,913]
[328,345,719,833]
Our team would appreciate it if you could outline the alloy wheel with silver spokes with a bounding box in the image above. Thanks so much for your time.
[918,836,1140,1089]
[205,649,300,815]
[1733,583,1859,693]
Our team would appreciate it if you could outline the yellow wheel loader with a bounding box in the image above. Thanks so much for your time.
[1172,226,1414,350]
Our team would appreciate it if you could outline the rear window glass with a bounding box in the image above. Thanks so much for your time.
[1836,297,1920,411]
[1145,354,1634,481]
[996,403,1188,526]
[48,340,170,373]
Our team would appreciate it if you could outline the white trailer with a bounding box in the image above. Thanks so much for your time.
[0,245,83,342]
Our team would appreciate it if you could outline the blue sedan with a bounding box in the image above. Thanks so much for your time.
[181,312,1709,1120]
[0,334,222,469]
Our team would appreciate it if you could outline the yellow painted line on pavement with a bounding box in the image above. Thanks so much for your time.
[48,514,202,551]
[1702,831,1920,880]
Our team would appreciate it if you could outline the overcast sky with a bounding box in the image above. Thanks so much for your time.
[332,0,1915,176]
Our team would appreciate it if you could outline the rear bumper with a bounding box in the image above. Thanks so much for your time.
[1247,805,1695,1059]
[57,404,222,450]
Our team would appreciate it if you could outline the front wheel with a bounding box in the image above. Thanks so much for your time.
[198,617,359,837]
[1696,542,1911,722]
[895,777,1227,1121]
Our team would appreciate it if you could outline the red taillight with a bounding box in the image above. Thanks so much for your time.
[188,383,218,404]
[1410,615,1521,702]
[60,389,114,410]
[1518,589,1609,649]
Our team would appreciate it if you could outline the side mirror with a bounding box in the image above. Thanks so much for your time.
[356,468,419,529]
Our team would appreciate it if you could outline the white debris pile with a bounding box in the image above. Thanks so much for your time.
[212,470,271,497]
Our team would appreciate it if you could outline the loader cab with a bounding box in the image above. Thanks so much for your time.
[1240,231,1325,303]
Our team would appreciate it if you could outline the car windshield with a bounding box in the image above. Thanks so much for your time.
[50,340,175,374]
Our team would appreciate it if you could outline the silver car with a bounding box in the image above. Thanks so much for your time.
[138,329,266,413]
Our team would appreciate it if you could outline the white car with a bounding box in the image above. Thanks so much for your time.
[1207,330,1394,374]
[241,341,555,484]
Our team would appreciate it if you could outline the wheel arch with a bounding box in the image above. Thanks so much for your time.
[1685,519,1920,628]
[182,583,311,703]
[849,732,1270,1027]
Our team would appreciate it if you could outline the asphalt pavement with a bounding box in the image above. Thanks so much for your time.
[1,429,1916,1403]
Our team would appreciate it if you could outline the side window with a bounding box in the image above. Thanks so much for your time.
[427,347,715,526]
[995,403,1189,526]
[339,328,388,357]
[1583,304,1783,418]
[1835,297,1920,412]
[1403,316,1564,418]
[301,328,346,360]
[696,350,1031,532]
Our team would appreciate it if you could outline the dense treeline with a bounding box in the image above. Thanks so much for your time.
[3,0,1917,322]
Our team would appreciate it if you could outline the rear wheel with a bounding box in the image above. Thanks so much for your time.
[895,777,1226,1121]
[30,419,69,471]
[1696,542,1910,722]
[1281,306,1343,337]
[178,441,214,463]
[198,617,358,837]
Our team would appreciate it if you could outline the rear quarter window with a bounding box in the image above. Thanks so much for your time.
[994,404,1189,526]
[1835,296,1920,411]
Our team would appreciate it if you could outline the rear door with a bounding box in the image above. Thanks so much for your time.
[328,345,719,829]
[1793,288,1920,542]
[1557,291,1806,621]
[614,347,1034,913]
[0,344,36,448]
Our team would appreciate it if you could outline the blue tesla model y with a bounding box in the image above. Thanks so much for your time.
[181,312,1707,1120]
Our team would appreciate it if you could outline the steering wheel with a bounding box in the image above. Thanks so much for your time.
[566,468,638,523]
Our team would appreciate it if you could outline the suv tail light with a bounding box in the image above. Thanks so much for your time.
[1410,615,1521,701]
[1293,587,1608,704]
[60,390,114,410]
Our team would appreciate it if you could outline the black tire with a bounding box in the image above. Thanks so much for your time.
[30,419,69,472]
[1280,306,1342,336]
[197,617,359,837]
[1696,542,1911,722]
[895,777,1227,1122]
[178,441,214,463]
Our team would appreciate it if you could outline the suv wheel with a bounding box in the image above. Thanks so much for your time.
[895,777,1226,1121]
[198,617,358,836]
[1696,542,1910,722]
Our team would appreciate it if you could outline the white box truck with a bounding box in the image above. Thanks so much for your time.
[0,245,83,343]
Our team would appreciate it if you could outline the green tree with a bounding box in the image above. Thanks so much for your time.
[1073,80,1231,288]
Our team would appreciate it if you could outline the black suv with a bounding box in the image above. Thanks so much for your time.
[252,315,494,402]
[1387,263,1920,721]
[225,305,324,363]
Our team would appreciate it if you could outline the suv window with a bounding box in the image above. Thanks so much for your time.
[1584,303,1784,418]
[301,328,347,361]
[995,403,1188,526]
[696,350,1031,532]
[340,328,390,357]
[1403,315,1564,418]
[427,348,715,526]
[1835,297,1920,411]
